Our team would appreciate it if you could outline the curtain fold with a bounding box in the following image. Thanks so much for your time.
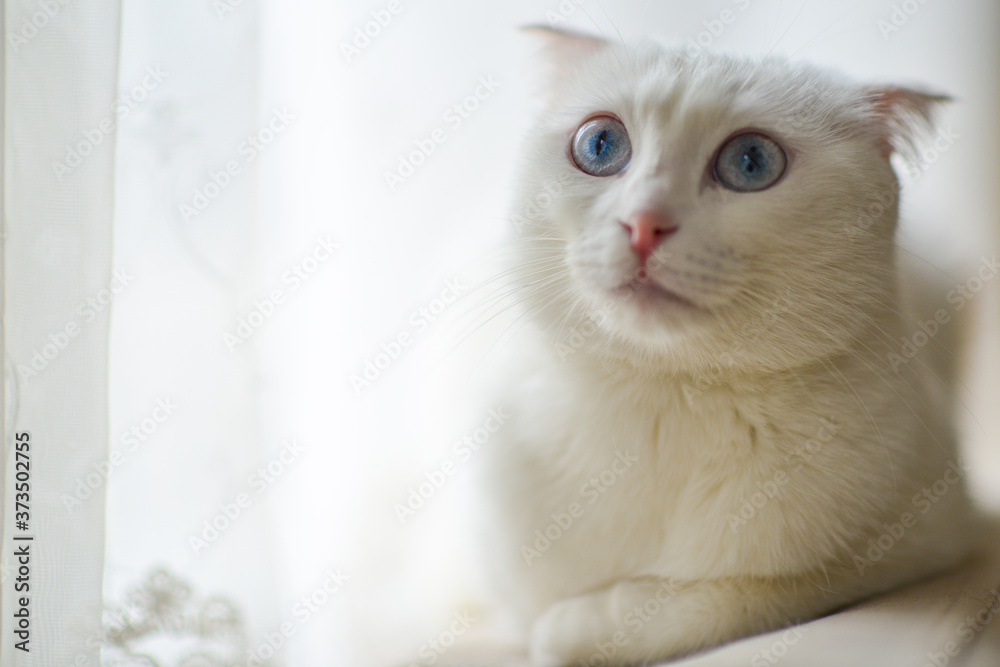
[2,0,121,663]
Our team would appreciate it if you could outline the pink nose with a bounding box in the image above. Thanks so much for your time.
[621,210,678,264]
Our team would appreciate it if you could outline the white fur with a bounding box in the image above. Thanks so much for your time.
[475,33,972,665]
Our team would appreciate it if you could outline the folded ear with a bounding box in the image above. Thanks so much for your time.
[520,25,609,70]
[865,86,951,160]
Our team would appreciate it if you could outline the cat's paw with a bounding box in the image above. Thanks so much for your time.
[529,595,619,666]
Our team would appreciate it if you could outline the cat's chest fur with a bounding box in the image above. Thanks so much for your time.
[482,332,924,613]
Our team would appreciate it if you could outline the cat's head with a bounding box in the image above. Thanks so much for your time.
[509,28,945,379]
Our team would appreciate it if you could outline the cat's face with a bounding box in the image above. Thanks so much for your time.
[511,31,940,377]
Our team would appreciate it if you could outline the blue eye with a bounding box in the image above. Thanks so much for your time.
[714,132,787,192]
[571,116,631,177]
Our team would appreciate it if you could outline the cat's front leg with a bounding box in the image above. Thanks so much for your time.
[529,576,833,666]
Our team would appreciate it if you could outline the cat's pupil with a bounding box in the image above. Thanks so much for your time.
[570,117,631,176]
[714,132,785,191]
[593,130,608,156]
[741,145,764,175]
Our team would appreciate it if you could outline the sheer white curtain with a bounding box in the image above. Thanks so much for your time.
[2,0,120,663]
[102,0,285,664]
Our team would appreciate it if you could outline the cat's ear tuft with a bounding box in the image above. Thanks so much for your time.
[520,26,609,74]
[865,86,952,160]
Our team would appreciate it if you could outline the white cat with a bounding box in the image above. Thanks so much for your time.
[475,28,972,665]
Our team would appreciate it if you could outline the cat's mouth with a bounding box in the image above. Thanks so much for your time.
[614,274,698,310]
